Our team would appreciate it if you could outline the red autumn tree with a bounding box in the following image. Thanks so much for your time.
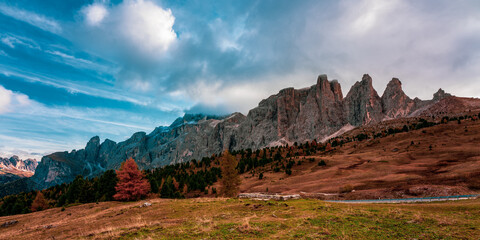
[325,142,333,152]
[113,158,150,201]
[31,191,49,212]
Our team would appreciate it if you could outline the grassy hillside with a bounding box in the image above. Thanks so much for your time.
[233,115,480,199]
[0,197,479,239]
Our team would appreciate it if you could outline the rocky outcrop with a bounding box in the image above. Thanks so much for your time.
[2,73,463,194]
[236,74,346,149]
[381,78,416,118]
[433,88,452,102]
[344,74,383,126]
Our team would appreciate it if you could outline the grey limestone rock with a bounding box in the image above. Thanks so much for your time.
[10,73,456,193]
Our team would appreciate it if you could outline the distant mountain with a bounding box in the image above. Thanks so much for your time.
[3,74,480,196]
[0,156,37,185]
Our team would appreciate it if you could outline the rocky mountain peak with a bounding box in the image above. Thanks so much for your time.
[315,75,343,101]
[330,80,343,100]
[361,73,373,83]
[433,88,452,101]
[386,78,402,90]
[381,78,414,118]
[316,74,329,87]
[344,74,383,126]
[8,155,20,166]
[86,136,100,149]
[0,155,37,173]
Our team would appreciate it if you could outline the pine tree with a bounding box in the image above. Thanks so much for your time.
[220,151,241,197]
[160,176,175,198]
[113,158,151,201]
[31,191,49,212]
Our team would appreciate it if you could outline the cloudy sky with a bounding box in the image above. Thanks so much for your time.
[1,0,479,160]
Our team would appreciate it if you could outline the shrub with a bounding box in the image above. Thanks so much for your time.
[339,184,353,193]
[318,160,326,166]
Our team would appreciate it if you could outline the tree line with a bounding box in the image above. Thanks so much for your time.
[2,114,477,217]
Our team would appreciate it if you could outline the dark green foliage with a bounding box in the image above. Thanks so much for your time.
[0,191,35,216]
[355,133,368,141]
[0,169,118,216]
[415,119,436,129]
[318,160,326,166]
[95,170,118,201]
[160,176,181,198]
[259,173,263,180]
[145,160,221,199]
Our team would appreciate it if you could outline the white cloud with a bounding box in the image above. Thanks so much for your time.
[0,66,150,106]
[294,0,480,99]
[0,34,40,50]
[0,36,15,48]
[0,85,31,114]
[184,71,317,114]
[45,49,114,73]
[117,0,176,55]
[82,3,108,26]
[81,0,176,57]
[0,85,12,114]
[0,4,61,33]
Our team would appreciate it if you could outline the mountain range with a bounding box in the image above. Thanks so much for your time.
[2,73,480,196]
[0,156,37,185]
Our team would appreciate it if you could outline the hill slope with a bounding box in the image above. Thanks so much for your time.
[236,115,480,199]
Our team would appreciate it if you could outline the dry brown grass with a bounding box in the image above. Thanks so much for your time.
[233,118,480,199]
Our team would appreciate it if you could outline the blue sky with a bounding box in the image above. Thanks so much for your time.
[1,0,480,160]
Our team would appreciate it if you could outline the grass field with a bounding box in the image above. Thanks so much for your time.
[1,197,479,239]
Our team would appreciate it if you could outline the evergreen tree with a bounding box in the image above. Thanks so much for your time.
[160,176,176,198]
[96,170,118,201]
[65,175,86,204]
[113,158,151,201]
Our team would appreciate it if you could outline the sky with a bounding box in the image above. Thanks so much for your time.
[0,0,479,160]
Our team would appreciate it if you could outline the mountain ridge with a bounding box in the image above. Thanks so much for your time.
[0,156,38,185]
[3,73,479,195]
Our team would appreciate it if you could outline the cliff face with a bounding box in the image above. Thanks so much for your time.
[344,74,384,126]
[6,73,463,193]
